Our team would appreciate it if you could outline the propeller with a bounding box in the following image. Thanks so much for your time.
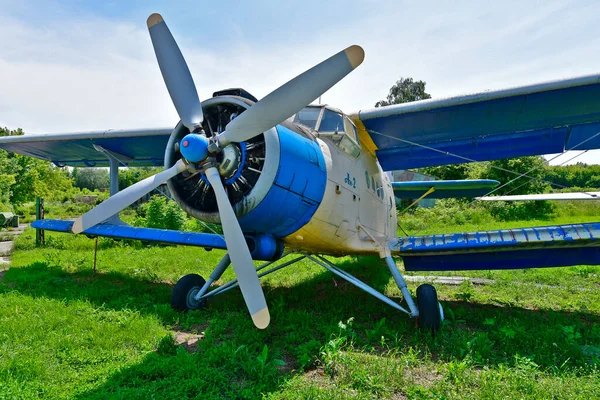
[217,45,364,147]
[147,13,204,131]
[71,159,188,234]
[71,13,365,329]
[204,167,269,328]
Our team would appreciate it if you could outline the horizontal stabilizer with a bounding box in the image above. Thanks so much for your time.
[478,192,600,201]
[392,179,499,199]
[31,219,227,249]
[391,222,600,271]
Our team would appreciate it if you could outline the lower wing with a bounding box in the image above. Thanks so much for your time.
[32,219,226,249]
[392,222,600,271]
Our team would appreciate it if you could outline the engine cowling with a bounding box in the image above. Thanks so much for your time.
[164,95,328,240]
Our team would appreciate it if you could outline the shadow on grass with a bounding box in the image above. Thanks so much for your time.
[2,257,600,398]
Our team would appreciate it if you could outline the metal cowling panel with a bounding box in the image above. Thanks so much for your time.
[237,125,327,237]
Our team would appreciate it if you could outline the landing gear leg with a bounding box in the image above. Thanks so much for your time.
[171,254,231,311]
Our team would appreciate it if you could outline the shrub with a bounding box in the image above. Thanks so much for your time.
[134,195,187,231]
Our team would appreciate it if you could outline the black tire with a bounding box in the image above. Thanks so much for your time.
[171,274,207,311]
[416,284,441,331]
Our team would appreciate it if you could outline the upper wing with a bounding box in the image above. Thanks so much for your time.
[478,191,600,201]
[393,179,499,199]
[0,127,173,167]
[352,74,600,170]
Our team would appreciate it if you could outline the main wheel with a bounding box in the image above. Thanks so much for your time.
[416,284,442,331]
[171,274,207,311]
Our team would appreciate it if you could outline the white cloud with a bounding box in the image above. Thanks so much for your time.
[1,1,600,164]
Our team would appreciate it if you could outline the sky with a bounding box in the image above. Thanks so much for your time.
[1,0,599,164]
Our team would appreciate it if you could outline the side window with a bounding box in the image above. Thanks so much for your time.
[343,117,359,143]
[319,109,344,133]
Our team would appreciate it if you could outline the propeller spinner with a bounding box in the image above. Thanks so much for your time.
[71,13,364,329]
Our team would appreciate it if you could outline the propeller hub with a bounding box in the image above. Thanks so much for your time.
[180,133,209,163]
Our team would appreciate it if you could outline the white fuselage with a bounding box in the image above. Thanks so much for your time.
[283,135,397,256]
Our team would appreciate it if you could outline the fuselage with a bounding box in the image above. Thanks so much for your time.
[282,105,397,256]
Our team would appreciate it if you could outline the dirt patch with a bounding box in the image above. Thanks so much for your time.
[172,330,204,353]
[277,352,298,374]
[403,365,443,387]
[172,323,209,354]
[302,368,332,388]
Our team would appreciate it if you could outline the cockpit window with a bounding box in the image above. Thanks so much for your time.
[319,109,344,133]
[293,107,321,129]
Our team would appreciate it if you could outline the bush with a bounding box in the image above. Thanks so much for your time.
[483,200,554,221]
[400,199,495,231]
[134,195,186,231]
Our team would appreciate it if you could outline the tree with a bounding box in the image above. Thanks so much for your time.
[118,167,163,190]
[0,127,74,206]
[72,168,109,191]
[375,77,431,107]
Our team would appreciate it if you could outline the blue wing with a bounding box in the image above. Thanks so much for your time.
[354,74,600,170]
[392,179,499,199]
[32,219,227,249]
[0,127,173,167]
[392,222,600,271]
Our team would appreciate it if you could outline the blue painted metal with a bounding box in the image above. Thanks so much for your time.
[180,133,209,162]
[391,222,600,271]
[358,75,600,170]
[403,247,600,271]
[375,127,570,170]
[32,219,227,249]
[0,128,172,167]
[237,124,327,237]
[32,220,285,261]
[392,179,499,198]
[246,234,284,261]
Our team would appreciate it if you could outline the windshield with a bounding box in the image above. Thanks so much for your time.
[319,109,344,133]
[293,107,321,129]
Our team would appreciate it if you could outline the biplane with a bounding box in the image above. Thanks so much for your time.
[1,13,599,330]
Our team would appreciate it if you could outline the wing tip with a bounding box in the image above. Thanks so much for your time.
[147,13,164,28]
[345,45,365,69]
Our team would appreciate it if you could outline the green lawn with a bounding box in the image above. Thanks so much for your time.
[1,214,600,399]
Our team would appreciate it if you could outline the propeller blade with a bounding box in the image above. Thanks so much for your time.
[147,13,204,131]
[204,167,270,329]
[219,45,364,145]
[72,159,188,234]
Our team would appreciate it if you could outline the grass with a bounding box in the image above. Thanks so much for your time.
[0,207,600,398]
